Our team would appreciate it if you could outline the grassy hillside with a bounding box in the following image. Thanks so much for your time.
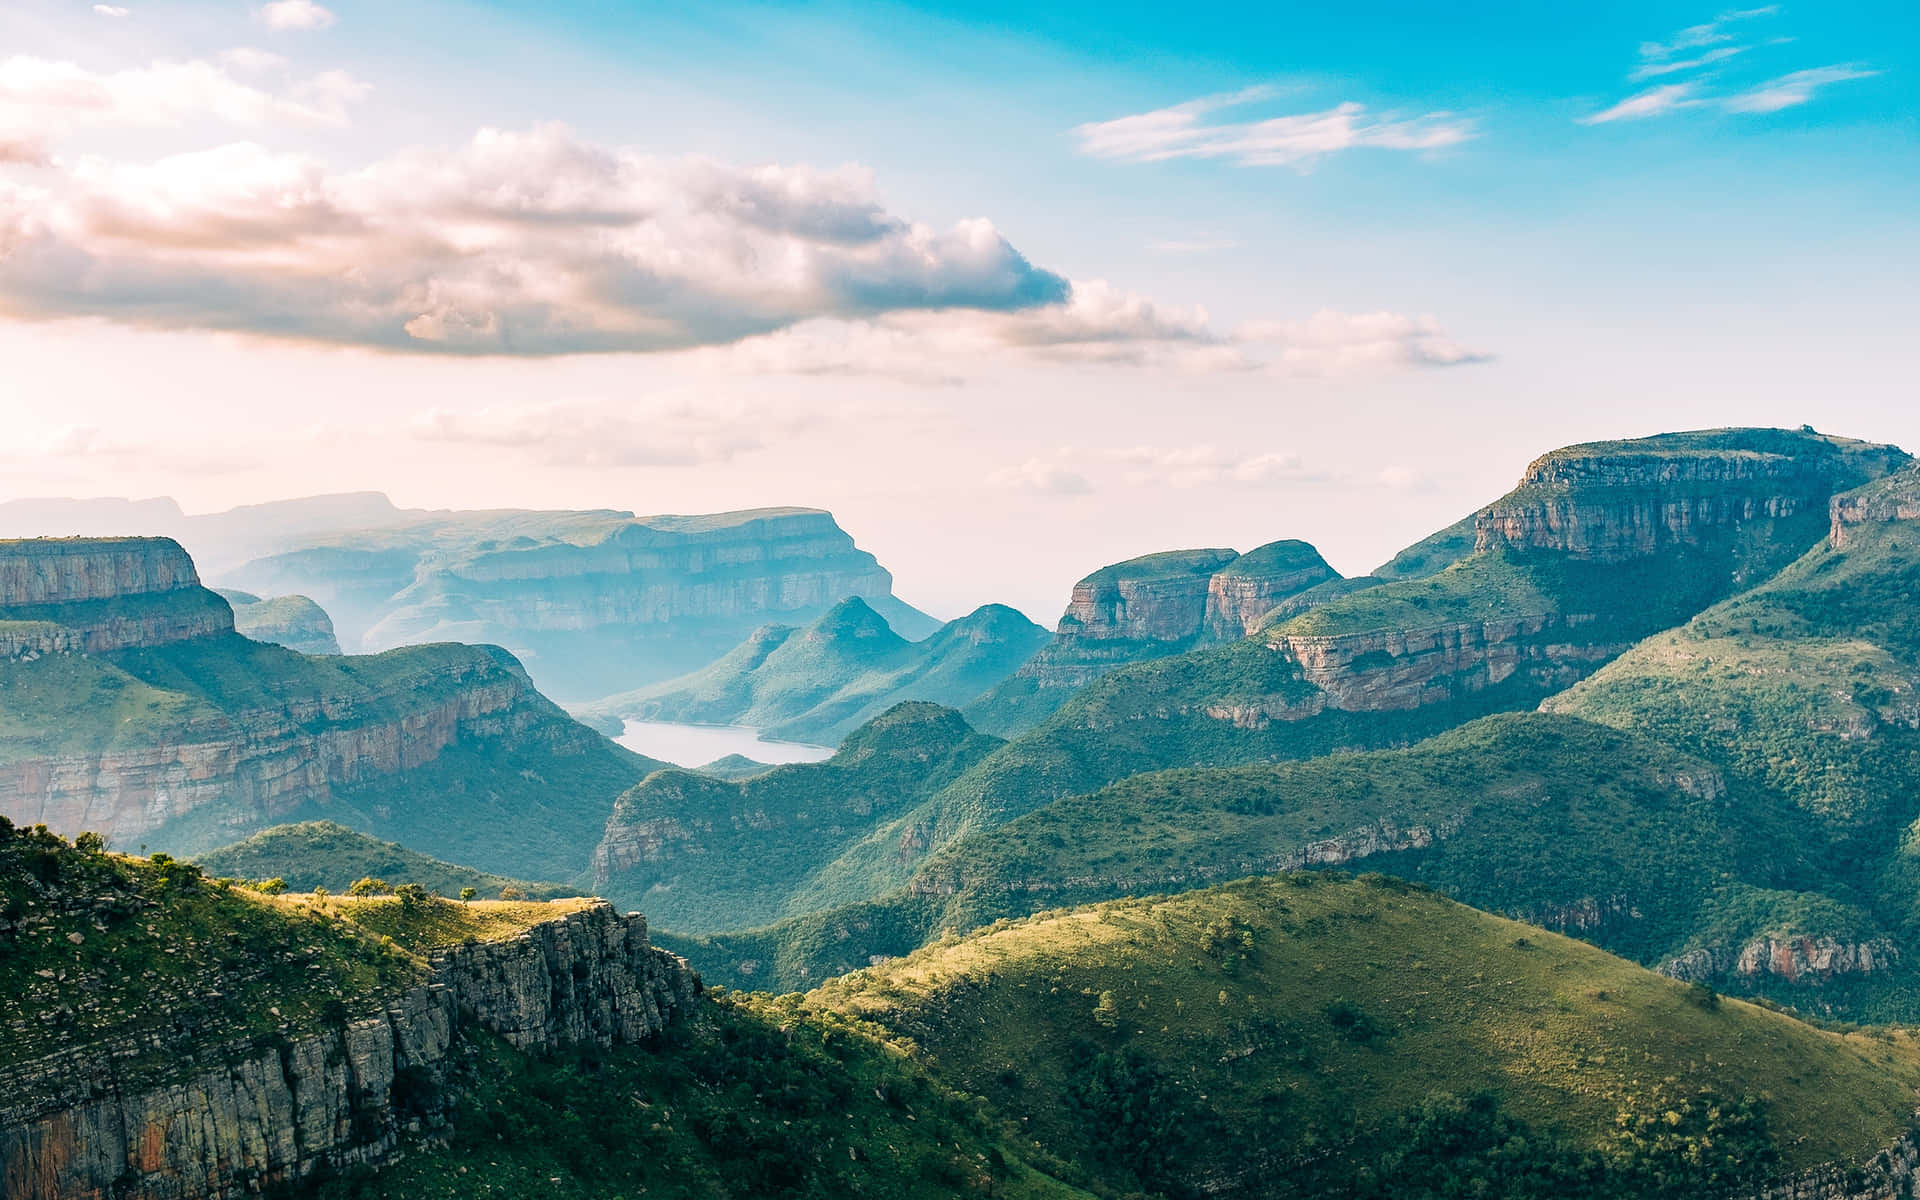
[581,598,1047,746]
[804,876,1920,1199]
[661,712,1812,992]
[194,821,578,899]
[3,823,1083,1200]
[591,703,1004,931]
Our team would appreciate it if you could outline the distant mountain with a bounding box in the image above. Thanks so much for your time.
[214,589,342,654]
[194,820,577,899]
[0,494,938,701]
[965,539,1338,736]
[590,702,1003,931]
[657,429,1908,930]
[578,596,1048,745]
[0,536,664,883]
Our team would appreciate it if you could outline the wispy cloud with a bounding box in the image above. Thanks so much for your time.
[92,5,130,17]
[1073,87,1473,170]
[1237,310,1491,372]
[1724,65,1880,113]
[985,458,1094,496]
[259,0,335,31]
[1585,8,1874,124]
[988,444,1324,497]
[1579,83,1699,124]
[0,54,370,138]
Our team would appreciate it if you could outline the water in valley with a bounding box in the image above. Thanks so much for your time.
[614,719,835,768]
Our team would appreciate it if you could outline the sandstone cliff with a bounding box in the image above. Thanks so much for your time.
[1831,462,1920,548]
[0,538,659,879]
[223,506,936,699]
[0,900,696,1200]
[966,540,1338,735]
[0,539,233,656]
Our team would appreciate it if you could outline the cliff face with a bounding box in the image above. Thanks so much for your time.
[0,652,573,846]
[223,507,933,698]
[968,541,1337,736]
[1831,464,1920,548]
[0,539,233,656]
[0,902,697,1200]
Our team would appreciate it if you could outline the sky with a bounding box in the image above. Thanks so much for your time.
[0,0,1915,620]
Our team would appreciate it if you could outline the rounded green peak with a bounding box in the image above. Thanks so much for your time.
[1078,547,1240,588]
[1214,539,1331,577]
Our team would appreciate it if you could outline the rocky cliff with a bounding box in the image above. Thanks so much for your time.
[966,540,1337,735]
[1831,463,1920,549]
[0,538,233,656]
[0,538,658,878]
[0,898,696,1200]
[223,506,936,699]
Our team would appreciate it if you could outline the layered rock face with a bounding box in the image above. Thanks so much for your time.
[0,903,698,1200]
[968,541,1337,735]
[0,650,576,845]
[1831,463,1920,548]
[0,538,233,656]
[1254,431,1909,723]
[1661,936,1899,985]
[0,538,625,859]
[224,506,933,698]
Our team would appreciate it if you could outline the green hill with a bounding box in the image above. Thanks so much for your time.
[590,702,1004,932]
[194,821,578,899]
[801,875,1920,1199]
[763,429,1905,914]
[214,589,343,654]
[0,824,1080,1200]
[578,598,1048,745]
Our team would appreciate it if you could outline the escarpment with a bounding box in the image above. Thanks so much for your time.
[0,898,696,1200]
[967,540,1337,735]
[223,506,936,697]
[1831,462,1920,548]
[0,538,233,656]
[217,590,342,655]
[0,537,658,874]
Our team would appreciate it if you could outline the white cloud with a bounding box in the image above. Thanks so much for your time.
[92,5,130,17]
[0,54,370,141]
[218,47,291,73]
[1630,45,1746,81]
[1579,83,1698,124]
[1237,310,1490,372]
[0,124,1074,355]
[259,0,335,31]
[985,457,1094,497]
[1073,88,1474,170]
[1723,65,1879,113]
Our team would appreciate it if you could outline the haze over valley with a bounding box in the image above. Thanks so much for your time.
[2,1,1917,1197]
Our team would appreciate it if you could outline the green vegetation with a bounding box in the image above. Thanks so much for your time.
[194,821,577,900]
[579,598,1047,745]
[594,703,1004,930]
[292,995,1089,1200]
[802,876,1920,1198]
[218,591,342,654]
[1369,514,1479,582]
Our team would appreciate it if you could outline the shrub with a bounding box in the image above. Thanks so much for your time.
[459,887,478,902]
[348,878,392,897]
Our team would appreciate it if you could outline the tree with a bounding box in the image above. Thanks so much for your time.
[74,831,106,855]
[255,877,289,895]
[347,877,391,897]
[1092,990,1121,1029]
[499,885,526,901]
[310,885,331,900]
[394,883,431,908]
[459,887,478,902]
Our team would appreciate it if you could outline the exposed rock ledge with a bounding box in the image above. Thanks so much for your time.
[1661,936,1899,985]
[1,538,234,657]
[0,902,699,1200]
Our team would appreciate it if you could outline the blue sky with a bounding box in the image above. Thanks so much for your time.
[0,0,1914,617]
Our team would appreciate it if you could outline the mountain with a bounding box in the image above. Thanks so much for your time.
[798,875,1920,1200]
[1536,459,1920,1014]
[579,597,1048,745]
[965,540,1339,736]
[14,825,1920,1200]
[589,702,1003,931]
[764,428,1908,911]
[220,505,939,701]
[0,536,664,883]
[215,588,342,654]
[194,820,579,899]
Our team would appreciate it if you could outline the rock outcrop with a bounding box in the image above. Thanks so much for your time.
[1661,937,1899,985]
[0,539,233,656]
[0,902,697,1200]
[1831,463,1920,548]
[966,541,1337,735]
[216,590,342,655]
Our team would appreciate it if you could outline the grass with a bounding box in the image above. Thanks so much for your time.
[194,821,578,900]
[804,875,1920,1197]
